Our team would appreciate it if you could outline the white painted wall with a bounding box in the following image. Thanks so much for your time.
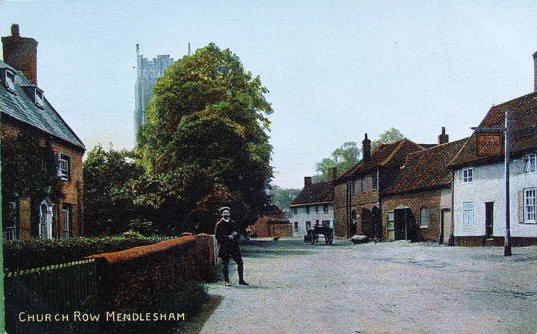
[453,156,537,238]
[288,204,335,237]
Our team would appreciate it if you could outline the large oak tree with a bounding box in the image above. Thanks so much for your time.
[137,43,273,233]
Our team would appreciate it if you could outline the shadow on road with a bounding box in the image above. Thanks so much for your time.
[179,295,223,334]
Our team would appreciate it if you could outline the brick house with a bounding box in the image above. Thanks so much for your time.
[249,204,292,238]
[381,131,466,243]
[450,90,537,246]
[1,24,85,240]
[333,134,430,239]
[289,172,335,237]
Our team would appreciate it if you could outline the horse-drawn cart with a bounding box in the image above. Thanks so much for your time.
[304,226,334,245]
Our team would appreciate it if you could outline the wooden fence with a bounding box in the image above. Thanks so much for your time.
[4,259,98,333]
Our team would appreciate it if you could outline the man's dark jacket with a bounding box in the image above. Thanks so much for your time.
[214,218,241,258]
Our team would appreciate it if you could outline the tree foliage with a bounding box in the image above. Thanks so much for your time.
[269,185,301,216]
[314,142,360,182]
[372,127,405,149]
[83,145,147,236]
[137,43,273,233]
[1,132,62,226]
[314,128,405,181]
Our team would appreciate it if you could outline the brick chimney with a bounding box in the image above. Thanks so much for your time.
[533,51,537,92]
[362,133,371,161]
[330,167,337,182]
[2,24,38,84]
[304,176,312,188]
[438,127,449,144]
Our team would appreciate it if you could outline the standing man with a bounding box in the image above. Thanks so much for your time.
[215,207,249,286]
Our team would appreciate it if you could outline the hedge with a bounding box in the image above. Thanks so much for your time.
[3,231,172,271]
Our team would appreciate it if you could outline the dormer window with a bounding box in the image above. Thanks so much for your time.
[34,88,44,108]
[23,86,44,108]
[2,69,16,92]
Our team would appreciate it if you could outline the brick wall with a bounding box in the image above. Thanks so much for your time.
[88,235,216,312]
[382,188,444,242]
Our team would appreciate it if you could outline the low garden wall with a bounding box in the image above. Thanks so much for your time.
[86,234,216,332]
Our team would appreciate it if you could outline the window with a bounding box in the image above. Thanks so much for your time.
[292,208,297,215]
[463,202,474,226]
[361,177,367,192]
[306,221,311,230]
[34,88,44,108]
[523,153,537,174]
[315,206,319,214]
[323,204,329,213]
[62,204,72,238]
[294,222,298,230]
[372,171,378,190]
[462,167,473,183]
[305,207,310,214]
[58,154,71,181]
[5,201,17,241]
[2,69,16,92]
[350,181,355,195]
[525,188,536,223]
[420,208,430,227]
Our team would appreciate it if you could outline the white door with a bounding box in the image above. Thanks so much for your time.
[39,200,54,239]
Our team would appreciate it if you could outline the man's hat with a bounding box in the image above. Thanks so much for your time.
[218,206,231,214]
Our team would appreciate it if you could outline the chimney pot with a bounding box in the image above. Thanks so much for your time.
[11,24,19,36]
[438,127,449,144]
[304,176,312,188]
[2,24,38,84]
[362,133,371,161]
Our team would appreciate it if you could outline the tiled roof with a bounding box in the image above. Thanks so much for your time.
[334,139,425,184]
[290,181,333,206]
[0,60,85,150]
[450,92,537,167]
[384,138,467,195]
[261,204,289,222]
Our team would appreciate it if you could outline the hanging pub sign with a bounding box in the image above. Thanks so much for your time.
[476,132,504,157]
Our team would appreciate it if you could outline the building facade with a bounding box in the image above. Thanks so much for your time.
[289,176,335,237]
[133,44,174,142]
[381,132,465,243]
[450,73,537,246]
[1,24,85,240]
[333,135,428,239]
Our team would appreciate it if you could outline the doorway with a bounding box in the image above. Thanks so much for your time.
[440,209,451,244]
[485,202,494,238]
[393,208,415,241]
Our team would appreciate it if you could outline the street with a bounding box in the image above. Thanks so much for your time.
[196,238,537,334]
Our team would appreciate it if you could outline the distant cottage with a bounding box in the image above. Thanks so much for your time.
[1,24,85,240]
[289,170,336,237]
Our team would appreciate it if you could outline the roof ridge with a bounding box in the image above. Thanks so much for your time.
[489,91,537,110]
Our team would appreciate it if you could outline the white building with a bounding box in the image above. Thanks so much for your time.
[451,90,537,246]
[289,176,335,237]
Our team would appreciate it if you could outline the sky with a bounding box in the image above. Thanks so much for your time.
[1,0,536,188]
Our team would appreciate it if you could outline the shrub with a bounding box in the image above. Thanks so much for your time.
[3,233,171,271]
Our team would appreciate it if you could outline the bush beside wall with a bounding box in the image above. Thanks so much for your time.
[3,232,169,271]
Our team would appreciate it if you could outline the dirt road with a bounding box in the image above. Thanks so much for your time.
[197,239,537,334]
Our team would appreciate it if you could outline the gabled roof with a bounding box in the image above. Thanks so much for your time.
[384,138,467,195]
[0,60,85,150]
[334,139,426,184]
[450,92,537,168]
[290,181,333,207]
